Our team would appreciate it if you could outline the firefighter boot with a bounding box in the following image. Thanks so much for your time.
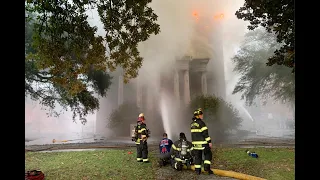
[174,162,183,171]
[158,160,164,167]
[195,169,201,175]
[208,169,214,175]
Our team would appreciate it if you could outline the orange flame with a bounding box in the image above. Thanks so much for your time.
[192,11,200,21]
[192,11,198,17]
[214,13,224,20]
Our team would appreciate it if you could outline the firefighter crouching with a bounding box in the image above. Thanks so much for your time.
[131,113,150,163]
[191,108,214,175]
[158,133,173,167]
[170,132,194,171]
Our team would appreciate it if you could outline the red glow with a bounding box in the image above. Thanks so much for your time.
[192,11,198,17]
[192,11,200,21]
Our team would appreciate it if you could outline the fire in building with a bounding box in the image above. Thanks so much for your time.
[96,12,227,137]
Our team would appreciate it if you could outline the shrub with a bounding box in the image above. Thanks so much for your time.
[188,95,243,143]
[107,102,141,137]
[107,102,164,137]
[107,95,243,142]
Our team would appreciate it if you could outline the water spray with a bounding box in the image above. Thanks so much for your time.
[159,93,172,139]
[239,105,254,122]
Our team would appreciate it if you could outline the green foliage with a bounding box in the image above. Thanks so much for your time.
[25,19,113,123]
[232,28,295,106]
[25,12,36,54]
[97,0,160,81]
[107,95,242,141]
[107,101,164,137]
[25,0,160,123]
[107,102,141,136]
[189,95,243,143]
[235,0,294,72]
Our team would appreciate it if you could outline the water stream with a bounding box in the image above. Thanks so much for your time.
[159,93,172,139]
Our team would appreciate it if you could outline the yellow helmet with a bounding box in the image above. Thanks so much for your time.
[138,113,145,122]
[139,113,144,118]
[193,108,203,116]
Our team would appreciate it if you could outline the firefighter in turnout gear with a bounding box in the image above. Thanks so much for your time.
[170,132,194,171]
[133,113,150,163]
[190,108,214,175]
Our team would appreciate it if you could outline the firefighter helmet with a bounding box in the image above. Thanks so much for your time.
[179,132,186,140]
[139,113,144,117]
[193,108,203,116]
[138,113,145,122]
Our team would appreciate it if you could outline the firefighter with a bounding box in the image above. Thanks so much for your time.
[190,108,214,175]
[158,133,174,167]
[170,132,194,171]
[132,113,150,163]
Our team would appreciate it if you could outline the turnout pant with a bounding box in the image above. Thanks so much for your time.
[159,152,172,160]
[171,156,193,171]
[159,152,171,166]
[137,141,149,162]
[171,158,183,171]
[193,146,212,172]
[136,144,143,162]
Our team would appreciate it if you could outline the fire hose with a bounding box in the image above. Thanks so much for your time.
[52,138,94,143]
[183,165,267,180]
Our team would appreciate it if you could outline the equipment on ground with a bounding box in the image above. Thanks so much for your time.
[246,150,259,158]
[25,170,45,180]
[52,137,93,143]
[52,139,68,143]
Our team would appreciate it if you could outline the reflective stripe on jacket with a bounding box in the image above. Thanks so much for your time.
[190,118,211,150]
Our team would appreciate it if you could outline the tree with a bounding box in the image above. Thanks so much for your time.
[25,12,36,54]
[232,28,295,107]
[25,0,160,123]
[25,13,113,123]
[235,0,294,72]
[188,95,243,143]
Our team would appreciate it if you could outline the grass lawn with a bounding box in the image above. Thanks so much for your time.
[213,147,295,180]
[25,149,158,180]
[25,147,294,180]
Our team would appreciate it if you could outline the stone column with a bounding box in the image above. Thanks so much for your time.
[190,58,209,96]
[136,78,143,109]
[118,74,124,106]
[173,69,180,107]
[201,71,207,95]
[183,70,191,105]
